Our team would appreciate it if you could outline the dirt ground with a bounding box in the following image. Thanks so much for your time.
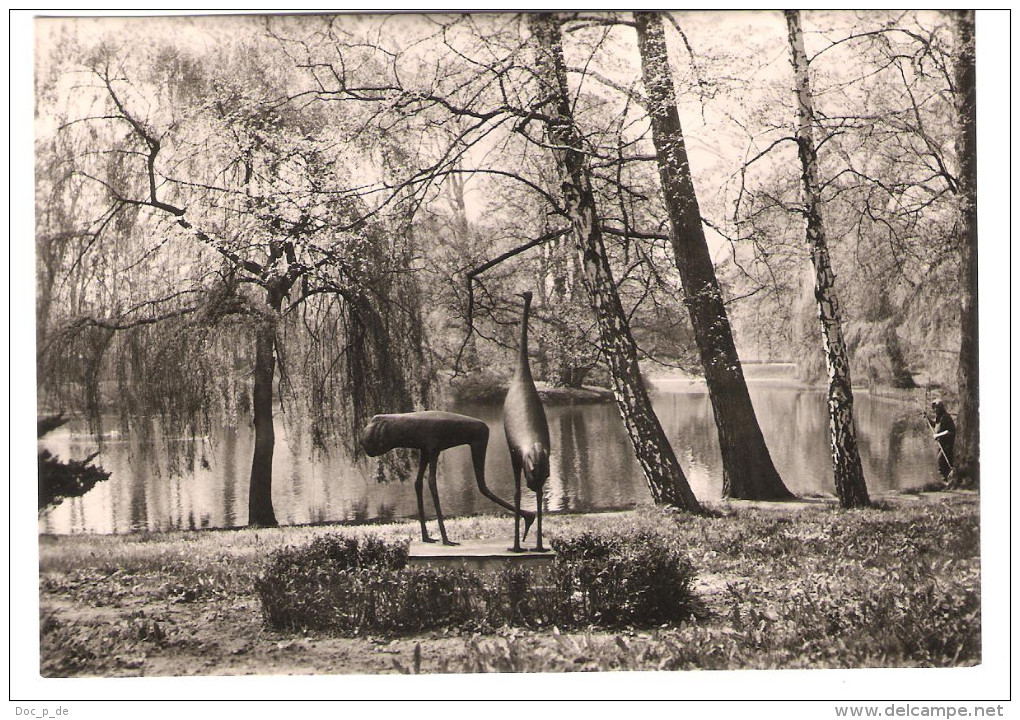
[42,590,470,676]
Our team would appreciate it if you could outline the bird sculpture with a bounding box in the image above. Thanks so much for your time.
[503,291,551,552]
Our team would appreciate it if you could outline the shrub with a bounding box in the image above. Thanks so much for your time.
[551,531,698,627]
[256,535,482,635]
[482,532,698,630]
[267,534,409,573]
[38,414,111,512]
[365,567,482,633]
[484,563,560,629]
[256,530,699,637]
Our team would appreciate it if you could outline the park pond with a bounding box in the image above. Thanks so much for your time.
[39,373,943,534]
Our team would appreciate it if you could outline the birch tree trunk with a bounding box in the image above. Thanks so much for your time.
[529,13,701,512]
[952,9,979,488]
[633,11,793,501]
[785,9,870,508]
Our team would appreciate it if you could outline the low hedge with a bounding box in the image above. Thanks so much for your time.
[255,529,698,636]
[551,531,698,627]
[255,535,480,634]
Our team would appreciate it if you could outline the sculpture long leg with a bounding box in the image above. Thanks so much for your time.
[414,451,434,543]
[428,452,458,546]
[470,440,536,536]
[508,458,524,553]
[534,488,548,552]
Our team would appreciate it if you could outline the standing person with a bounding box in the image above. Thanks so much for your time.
[928,399,957,486]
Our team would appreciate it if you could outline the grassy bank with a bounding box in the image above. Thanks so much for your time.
[38,492,979,676]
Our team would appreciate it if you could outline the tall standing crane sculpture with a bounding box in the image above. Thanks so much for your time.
[503,291,551,552]
[360,410,534,546]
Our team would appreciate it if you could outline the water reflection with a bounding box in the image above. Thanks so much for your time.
[40,378,944,534]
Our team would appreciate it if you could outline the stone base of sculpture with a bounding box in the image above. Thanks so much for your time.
[408,540,555,572]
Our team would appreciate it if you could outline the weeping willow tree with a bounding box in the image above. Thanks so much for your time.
[277,226,435,455]
[36,19,433,526]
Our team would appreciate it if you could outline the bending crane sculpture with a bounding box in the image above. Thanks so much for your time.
[360,411,534,546]
[503,291,551,552]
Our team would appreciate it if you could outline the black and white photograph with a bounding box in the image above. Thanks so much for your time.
[13,7,1010,712]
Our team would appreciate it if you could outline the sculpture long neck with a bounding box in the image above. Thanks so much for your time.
[517,295,533,381]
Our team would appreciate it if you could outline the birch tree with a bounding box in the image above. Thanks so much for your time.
[785,9,870,508]
[529,13,701,511]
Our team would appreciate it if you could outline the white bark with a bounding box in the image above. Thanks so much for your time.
[786,9,870,508]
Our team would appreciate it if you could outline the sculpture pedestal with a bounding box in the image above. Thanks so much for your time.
[408,540,556,573]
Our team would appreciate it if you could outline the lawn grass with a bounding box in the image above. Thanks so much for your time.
[38,492,980,676]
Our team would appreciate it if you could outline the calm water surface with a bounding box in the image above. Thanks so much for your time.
[40,377,941,534]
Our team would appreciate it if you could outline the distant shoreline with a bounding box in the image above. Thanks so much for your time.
[449,380,615,406]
